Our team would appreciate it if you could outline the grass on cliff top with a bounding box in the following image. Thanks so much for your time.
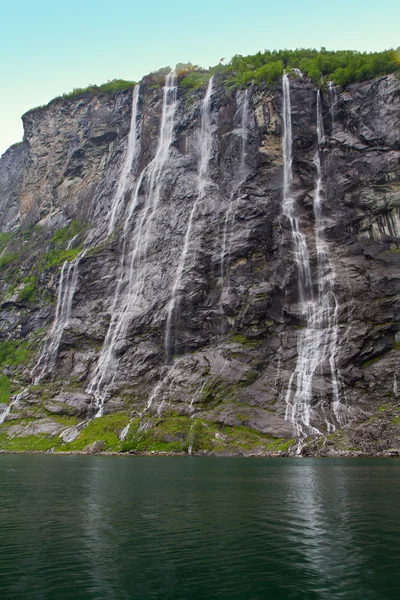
[26,47,399,115]
[222,47,399,89]
[30,79,137,110]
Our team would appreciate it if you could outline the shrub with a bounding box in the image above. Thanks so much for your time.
[0,339,30,366]
[42,247,82,269]
[0,375,10,404]
[0,252,19,270]
[17,277,37,303]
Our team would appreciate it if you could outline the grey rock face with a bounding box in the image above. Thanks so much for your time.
[0,73,399,450]
[0,142,26,230]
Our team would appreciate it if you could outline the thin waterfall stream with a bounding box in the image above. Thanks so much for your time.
[220,89,250,283]
[282,74,345,437]
[30,250,87,385]
[87,72,178,416]
[164,77,214,363]
[28,85,142,392]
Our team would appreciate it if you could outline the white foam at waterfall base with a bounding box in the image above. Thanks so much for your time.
[164,76,214,363]
[282,76,345,437]
[87,72,178,415]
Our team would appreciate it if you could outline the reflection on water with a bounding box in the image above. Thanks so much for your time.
[0,456,399,599]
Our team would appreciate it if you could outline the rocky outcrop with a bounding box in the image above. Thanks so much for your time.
[0,72,399,455]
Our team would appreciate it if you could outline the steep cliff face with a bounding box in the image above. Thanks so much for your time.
[0,72,399,455]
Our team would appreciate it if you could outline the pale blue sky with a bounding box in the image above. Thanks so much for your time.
[1,0,399,155]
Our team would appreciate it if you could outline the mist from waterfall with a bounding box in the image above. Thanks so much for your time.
[282,75,344,437]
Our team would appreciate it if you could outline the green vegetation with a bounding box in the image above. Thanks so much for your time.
[0,252,19,270]
[42,247,82,269]
[181,71,211,90]
[223,48,398,89]
[0,232,11,250]
[229,332,262,348]
[17,276,37,303]
[40,220,87,269]
[51,220,86,246]
[0,339,31,366]
[60,413,131,452]
[0,375,11,404]
[0,432,57,453]
[0,410,294,454]
[0,339,32,406]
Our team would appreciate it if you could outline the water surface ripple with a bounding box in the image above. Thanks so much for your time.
[0,456,399,599]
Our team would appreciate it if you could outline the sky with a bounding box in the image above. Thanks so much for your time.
[1,0,399,156]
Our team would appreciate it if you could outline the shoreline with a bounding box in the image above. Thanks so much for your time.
[0,449,399,458]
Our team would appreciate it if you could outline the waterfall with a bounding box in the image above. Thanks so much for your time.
[220,89,250,281]
[328,82,337,132]
[28,85,142,391]
[107,85,141,236]
[87,71,178,415]
[282,75,343,437]
[119,419,133,441]
[164,77,214,362]
[281,73,313,303]
[31,250,86,385]
[0,391,24,424]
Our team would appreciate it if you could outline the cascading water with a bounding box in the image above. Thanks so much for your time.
[282,75,343,437]
[328,82,337,132]
[0,391,24,425]
[87,72,178,415]
[31,250,86,385]
[12,85,142,431]
[220,89,250,282]
[164,77,214,363]
[107,85,141,236]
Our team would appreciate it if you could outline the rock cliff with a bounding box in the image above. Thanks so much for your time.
[0,71,399,455]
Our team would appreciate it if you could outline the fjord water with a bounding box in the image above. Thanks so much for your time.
[1,457,399,600]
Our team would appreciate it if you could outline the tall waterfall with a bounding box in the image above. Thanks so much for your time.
[220,88,250,281]
[87,72,178,415]
[31,250,86,385]
[107,85,141,236]
[164,77,214,362]
[28,85,142,390]
[282,75,343,437]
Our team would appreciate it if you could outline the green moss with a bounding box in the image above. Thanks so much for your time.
[0,375,11,404]
[266,438,295,452]
[42,247,82,269]
[0,433,57,452]
[0,410,295,455]
[17,276,37,303]
[0,339,31,366]
[0,232,11,249]
[59,413,131,452]
[229,333,263,348]
[51,220,87,246]
[362,354,384,368]
[0,252,19,270]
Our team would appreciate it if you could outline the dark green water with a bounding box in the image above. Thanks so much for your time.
[0,456,399,599]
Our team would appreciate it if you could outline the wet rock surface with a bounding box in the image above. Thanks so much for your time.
[0,73,399,454]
